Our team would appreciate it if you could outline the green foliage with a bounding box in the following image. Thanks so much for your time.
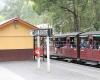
[0,0,43,24]
[1,0,100,32]
[32,0,100,32]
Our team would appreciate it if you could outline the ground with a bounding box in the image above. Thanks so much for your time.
[0,59,100,80]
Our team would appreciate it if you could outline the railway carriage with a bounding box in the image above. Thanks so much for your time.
[53,31,100,64]
[80,31,100,62]
[53,32,81,59]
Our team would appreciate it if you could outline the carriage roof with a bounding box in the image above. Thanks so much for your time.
[80,31,100,37]
[54,32,80,37]
[54,31,100,38]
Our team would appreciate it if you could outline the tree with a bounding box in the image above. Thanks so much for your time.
[0,0,43,24]
[32,0,88,32]
[32,0,100,32]
[92,0,100,31]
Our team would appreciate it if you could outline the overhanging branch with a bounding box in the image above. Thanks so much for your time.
[60,6,76,16]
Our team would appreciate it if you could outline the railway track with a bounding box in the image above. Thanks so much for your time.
[50,56,100,68]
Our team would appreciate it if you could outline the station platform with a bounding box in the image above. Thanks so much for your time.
[0,60,100,80]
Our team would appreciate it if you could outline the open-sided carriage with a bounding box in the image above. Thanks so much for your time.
[52,32,81,59]
[53,31,100,64]
[80,31,100,62]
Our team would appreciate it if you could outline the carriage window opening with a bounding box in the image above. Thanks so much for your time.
[80,37,90,48]
[70,37,76,48]
[93,37,100,49]
[55,37,66,48]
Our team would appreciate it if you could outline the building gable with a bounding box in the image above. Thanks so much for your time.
[0,17,38,36]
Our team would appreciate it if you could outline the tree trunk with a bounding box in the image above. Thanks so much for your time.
[74,14,80,32]
[73,0,80,32]
[92,0,100,31]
